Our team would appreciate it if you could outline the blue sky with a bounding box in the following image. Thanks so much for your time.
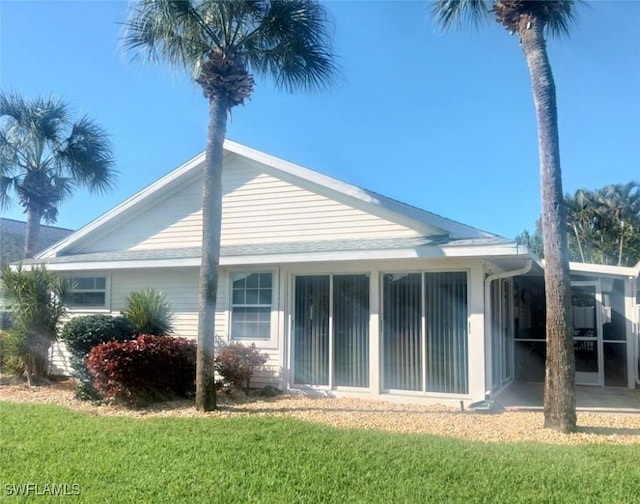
[1,1,638,239]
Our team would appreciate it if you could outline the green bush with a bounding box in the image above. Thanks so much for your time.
[0,329,26,378]
[122,289,174,336]
[0,265,67,385]
[214,342,268,396]
[59,315,136,400]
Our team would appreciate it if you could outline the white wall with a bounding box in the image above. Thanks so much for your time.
[76,159,420,254]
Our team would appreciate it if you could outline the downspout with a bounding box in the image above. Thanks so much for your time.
[634,277,639,386]
[484,259,534,396]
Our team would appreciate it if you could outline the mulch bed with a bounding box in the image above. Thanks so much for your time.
[1,379,639,445]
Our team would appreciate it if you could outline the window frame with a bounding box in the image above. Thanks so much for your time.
[228,270,277,347]
[65,274,110,312]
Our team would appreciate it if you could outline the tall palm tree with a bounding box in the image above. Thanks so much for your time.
[0,93,116,258]
[600,182,640,266]
[123,0,336,411]
[433,0,579,432]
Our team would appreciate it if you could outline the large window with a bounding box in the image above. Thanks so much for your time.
[383,271,468,395]
[230,272,273,340]
[67,276,108,309]
[293,274,369,388]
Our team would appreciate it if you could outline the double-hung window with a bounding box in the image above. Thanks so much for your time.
[67,276,108,309]
[230,272,273,340]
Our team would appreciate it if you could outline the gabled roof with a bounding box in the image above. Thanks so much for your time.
[37,140,496,260]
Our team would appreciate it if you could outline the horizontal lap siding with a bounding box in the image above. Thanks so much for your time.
[252,354,282,387]
[73,160,419,253]
[110,268,211,339]
[221,165,418,244]
[79,182,203,252]
[51,268,282,387]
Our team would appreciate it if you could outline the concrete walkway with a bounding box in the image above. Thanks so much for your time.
[495,382,640,413]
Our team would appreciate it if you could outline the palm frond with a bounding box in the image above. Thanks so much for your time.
[57,116,116,195]
[432,0,492,30]
[0,176,18,210]
[29,95,70,147]
[542,0,580,38]
[243,0,337,92]
[0,92,29,125]
[122,0,214,72]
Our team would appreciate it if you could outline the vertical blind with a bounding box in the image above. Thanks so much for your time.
[294,271,469,395]
[424,272,468,394]
[293,274,370,387]
[293,276,330,386]
[333,275,370,387]
[383,272,468,394]
[383,273,423,391]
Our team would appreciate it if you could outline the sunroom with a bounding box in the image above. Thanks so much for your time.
[487,262,639,394]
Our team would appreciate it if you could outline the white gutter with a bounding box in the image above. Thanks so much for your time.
[484,259,534,395]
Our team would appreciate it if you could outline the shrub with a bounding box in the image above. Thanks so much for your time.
[59,315,136,400]
[0,265,67,385]
[0,330,26,378]
[214,342,268,395]
[122,289,174,336]
[86,335,196,405]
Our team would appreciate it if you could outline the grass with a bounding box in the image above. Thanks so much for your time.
[1,402,639,503]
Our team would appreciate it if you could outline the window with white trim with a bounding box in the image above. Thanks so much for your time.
[67,276,108,309]
[230,272,273,340]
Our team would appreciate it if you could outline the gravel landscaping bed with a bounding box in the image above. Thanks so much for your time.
[1,380,639,445]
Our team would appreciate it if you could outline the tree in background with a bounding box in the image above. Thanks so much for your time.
[433,0,579,432]
[0,93,116,258]
[123,0,336,411]
[519,181,640,267]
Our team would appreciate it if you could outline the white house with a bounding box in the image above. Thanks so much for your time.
[30,141,640,404]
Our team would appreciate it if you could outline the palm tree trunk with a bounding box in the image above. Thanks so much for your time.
[617,222,624,266]
[195,94,227,412]
[24,205,42,259]
[572,224,585,263]
[520,17,576,433]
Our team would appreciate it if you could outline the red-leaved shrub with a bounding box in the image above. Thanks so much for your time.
[214,342,268,395]
[86,335,196,405]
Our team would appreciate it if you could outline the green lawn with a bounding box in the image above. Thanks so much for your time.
[1,402,638,503]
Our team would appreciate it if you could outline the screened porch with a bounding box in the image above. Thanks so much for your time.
[488,267,638,392]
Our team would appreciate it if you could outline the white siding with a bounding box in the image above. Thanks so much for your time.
[220,161,419,245]
[50,267,282,385]
[75,159,420,253]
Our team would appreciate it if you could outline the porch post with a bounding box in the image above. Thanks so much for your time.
[468,263,487,401]
[369,271,381,397]
[625,278,635,388]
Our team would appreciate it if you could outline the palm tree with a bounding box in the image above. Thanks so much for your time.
[0,265,68,385]
[0,93,116,258]
[600,182,640,266]
[122,0,336,411]
[433,0,579,432]
[565,189,596,263]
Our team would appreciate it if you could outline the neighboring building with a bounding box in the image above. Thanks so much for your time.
[0,218,74,329]
[28,141,640,402]
[1,218,74,268]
